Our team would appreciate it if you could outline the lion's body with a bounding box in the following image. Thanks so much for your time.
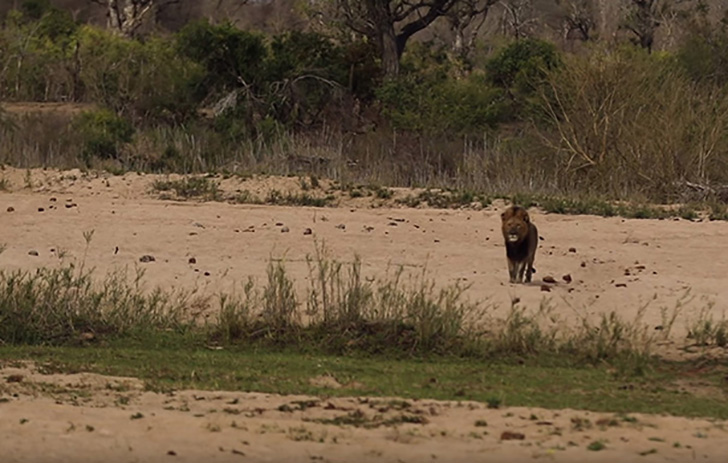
[501,206,538,283]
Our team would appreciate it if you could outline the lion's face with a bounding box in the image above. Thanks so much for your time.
[501,207,530,244]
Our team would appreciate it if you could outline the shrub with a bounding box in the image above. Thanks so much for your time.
[73,109,134,165]
[176,20,267,95]
[536,47,728,201]
[376,72,507,135]
[78,27,203,123]
[486,38,561,96]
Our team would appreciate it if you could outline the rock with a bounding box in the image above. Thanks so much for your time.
[569,247,577,253]
[543,276,556,284]
[28,250,39,256]
[540,284,551,292]
[281,226,290,233]
[501,431,525,441]
[139,255,156,263]
[6,206,14,212]
[562,274,572,283]
[37,207,45,212]
[6,374,24,383]
[335,224,346,230]
[204,271,210,277]
[580,261,587,268]
[188,257,197,264]
[275,222,284,227]
[303,228,313,235]
[615,283,627,288]
[49,197,57,202]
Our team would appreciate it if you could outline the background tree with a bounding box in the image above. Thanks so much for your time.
[558,0,596,42]
[333,0,460,77]
[445,0,497,66]
[498,0,538,39]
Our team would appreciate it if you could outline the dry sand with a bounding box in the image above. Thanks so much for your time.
[1,167,727,462]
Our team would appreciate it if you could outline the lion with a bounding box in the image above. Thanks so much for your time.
[500,205,538,283]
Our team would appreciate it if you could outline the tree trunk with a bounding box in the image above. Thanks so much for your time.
[380,22,400,77]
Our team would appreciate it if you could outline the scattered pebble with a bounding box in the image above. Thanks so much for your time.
[615,283,627,288]
[139,255,156,263]
[281,226,290,233]
[303,228,313,235]
[204,271,210,277]
[542,276,556,284]
[6,374,24,383]
[540,284,551,292]
[562,274,572,283]
[275,222,284,227]
[580,261,587,268]
[335,224,346,230]
[6,206,14,212]
[501,431,525,441]
[569,247,577,253]
[37,207,44,212]
[28,250,39,256]
[49,197,57,202]
[167,450,177,456]
[188,257,197,264]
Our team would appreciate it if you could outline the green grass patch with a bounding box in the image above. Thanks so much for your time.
[152,176,222,201]
[1,344,727,419]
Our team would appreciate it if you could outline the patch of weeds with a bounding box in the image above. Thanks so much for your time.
[231,190,262,205]
[587,440,606,451]
[308,410,426,429]
[619,414,639,423]
[474,419,488,427]
[207,423,221,432]
[130,412,144,420]
[152,177,222,201]
[708,202,728,221]
[486,397,502,409]
[571,417,592,431]
[371,185,393,200]
[278,400,320,412]
[639,448,658,456]
[0,177,10,191]
[687,307,728,347]
[266,190,333,207]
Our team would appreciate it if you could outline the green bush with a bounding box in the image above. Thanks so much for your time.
[376,72,506,135]
[73,109,134,165]
[486,38,561,97]
[79,27,203,123]
[176,20,267,95]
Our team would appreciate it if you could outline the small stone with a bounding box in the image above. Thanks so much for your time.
[615,283,627,288]
[188,257,197,264]
[167,450,177,456]
[562,274,572,283]
[542,276,556,284]
[6,374,24,383]
[204,271,210,277]
[37,207,45,212]
[568,247,576,253]
[580,261,587,268]
[28,250,39,256]
[540,284,551,292]
[501,431,525,441]
[281,226,290,233]
[139,255,156,263]
[303,228,313,235]
[275,222,284,227]
[6,206,14,212]
[49,197,57,202]
[335,224,346,230]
